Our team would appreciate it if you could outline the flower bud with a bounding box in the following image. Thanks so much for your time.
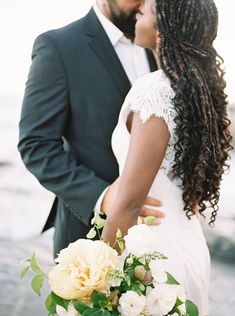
[142,271,153,285]
[144,216,156,225]
[109,290,119,308]
[134,265,146,281]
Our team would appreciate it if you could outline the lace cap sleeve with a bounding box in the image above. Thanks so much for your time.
[127,70,176,134]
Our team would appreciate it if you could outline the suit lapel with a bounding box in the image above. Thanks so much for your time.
[83,8,157,97]
[83,9,131,98]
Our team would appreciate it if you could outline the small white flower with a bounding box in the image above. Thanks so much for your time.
[118,291,145,316]
[149,260,167,284]
[146,284,177,316]
[106,267,124,289]
[124,225,157,256]
[126,256,134,265]
[56,302,79,316]
[107,278,122,288]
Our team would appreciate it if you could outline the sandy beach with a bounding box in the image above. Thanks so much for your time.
[0,94,235,315]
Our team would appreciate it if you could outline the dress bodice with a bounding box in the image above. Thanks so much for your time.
[112,69,180,187]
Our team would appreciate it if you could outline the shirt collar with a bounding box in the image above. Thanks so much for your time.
[93,1,125,46]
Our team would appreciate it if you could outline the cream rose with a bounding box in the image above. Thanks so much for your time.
[48,239,118,300]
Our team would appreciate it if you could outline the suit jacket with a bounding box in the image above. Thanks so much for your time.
[18,8,157,257]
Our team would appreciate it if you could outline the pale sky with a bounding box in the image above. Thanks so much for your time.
[1,0,235,103]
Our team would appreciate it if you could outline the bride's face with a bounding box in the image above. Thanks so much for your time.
[135,0,157,49]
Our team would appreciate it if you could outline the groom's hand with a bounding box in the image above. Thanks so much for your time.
[101,178,165,224]
[139,196,165,225]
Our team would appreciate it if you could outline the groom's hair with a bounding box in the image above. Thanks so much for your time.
[155,0,232,225]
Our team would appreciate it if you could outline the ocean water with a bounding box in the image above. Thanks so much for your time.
[0,94,54,240]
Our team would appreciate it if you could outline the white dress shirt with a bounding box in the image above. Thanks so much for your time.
[93,1,150,84]
[93,1,151,213]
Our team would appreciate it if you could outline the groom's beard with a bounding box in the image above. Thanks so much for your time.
[107,2,137,40]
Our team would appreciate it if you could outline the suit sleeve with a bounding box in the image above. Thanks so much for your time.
[18,33,109,226]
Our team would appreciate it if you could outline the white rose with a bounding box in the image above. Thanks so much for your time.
[149,260,167,284]
[118,291,145,316]
[170,284,187,303]
[177,286,187,303]
[48,239,118,300]
[146,284,177,316]
[56,302,79,316]
[124,225,157,256]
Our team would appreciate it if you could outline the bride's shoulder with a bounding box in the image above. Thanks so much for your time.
[125,69,176,125]
[127,69,174,105]
[133,69,172,90]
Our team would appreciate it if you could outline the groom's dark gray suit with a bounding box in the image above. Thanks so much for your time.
[18,8,157,257]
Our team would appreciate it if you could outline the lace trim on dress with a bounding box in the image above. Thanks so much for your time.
[125,70,181,187]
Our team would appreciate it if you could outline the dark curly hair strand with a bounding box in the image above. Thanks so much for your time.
[155,0,233,225]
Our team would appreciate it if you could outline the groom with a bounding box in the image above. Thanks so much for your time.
[18,0,164,257]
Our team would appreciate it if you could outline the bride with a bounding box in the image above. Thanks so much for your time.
[102,0,232,314]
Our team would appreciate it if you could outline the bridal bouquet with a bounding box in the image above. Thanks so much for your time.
[20,214,199,316]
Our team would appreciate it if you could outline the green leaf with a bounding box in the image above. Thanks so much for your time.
[45,293,57,314]
[175,297,184,307]
[116,229,122,239]
[92,291,108,308]
[117,240,124,253]
[87,227,97,239]
[138,283,145,292]
[30,252,42,274]
[125,275,131,287]
[166,272,180,285]
[31,274,44,296]
[101,310,111,316]
[96,218,106,230]
[20,266,30,279]
[73,300,90,313]
[51,292,69,310]
[185,300,199,316]
[91,213,106,229]
[110,310,119,316]
[170,305,182,315]
[83,308,102,316]
[91,213,98,225]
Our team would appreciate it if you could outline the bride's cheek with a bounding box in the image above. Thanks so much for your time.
[135,21,144,42]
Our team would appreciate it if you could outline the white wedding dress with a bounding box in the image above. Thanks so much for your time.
[112,69,210,316]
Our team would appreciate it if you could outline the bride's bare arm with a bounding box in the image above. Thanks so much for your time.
[102,112,169,250]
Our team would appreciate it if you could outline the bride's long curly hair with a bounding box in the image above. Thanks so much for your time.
[155,0,233,225]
